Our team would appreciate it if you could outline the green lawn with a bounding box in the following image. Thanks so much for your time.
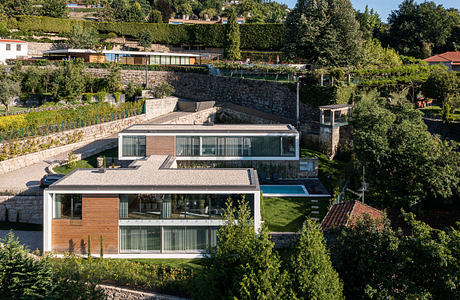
[262,197,329,232]
[53,147,118,174]
[301,148,350,195]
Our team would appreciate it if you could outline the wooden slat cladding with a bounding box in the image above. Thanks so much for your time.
[146,136,175,156]
[51,194,119,255]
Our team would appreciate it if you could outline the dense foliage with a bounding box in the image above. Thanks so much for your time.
[388,0,459,58]
[283,0,363,66]
[352,93,460,210]
[194,199,289,299]
[0,101,144,133]
[66,24,100,49]
[289,220,344,299]
[13,16,285,50]
[0,232,104,299]
[331,214,460,299]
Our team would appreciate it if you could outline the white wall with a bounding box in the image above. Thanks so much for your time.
[0,42,28,64]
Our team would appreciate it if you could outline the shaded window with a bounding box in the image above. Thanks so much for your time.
[119,193,254,219]
[201,137,217,156]
[119,226,160,253]
[163,226,210,251]
[54,194,82,219]
[6,44,11,51]
[122,135,145,157]
[281,136,296,156]
[16,44,21,51]
[252,137,281,156]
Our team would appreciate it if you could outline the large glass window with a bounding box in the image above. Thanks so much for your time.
[54,194,82,219]
[201,137,217,156]
[175,136,296,157]
[176,136,199,156]
[163,227,213,251]
[180,56,189,65]
[119,194,253,219]
[119,226,160,253]
[122,136,145,157]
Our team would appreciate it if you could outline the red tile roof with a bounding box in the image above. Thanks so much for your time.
[424,52,460,63]
[0,39,27,43]
[320,200,383,230]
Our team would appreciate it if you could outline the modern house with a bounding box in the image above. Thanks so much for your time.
[424,51,460,71]
[0,39,28,64]
[43,154,261,258]
[43,49,203,65]
[118,124,300,161]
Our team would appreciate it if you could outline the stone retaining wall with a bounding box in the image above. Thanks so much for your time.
[85,69,318,124]
[0,114,147,174]
[0,196,42,224]
[269,232,300,249]
[99,284,188,300]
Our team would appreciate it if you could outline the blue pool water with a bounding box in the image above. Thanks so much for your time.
[261,185,308,197]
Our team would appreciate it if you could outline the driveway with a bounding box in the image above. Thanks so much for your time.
[0,230,43,253]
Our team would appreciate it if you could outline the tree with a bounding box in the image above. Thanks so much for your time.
[22,66,46,95]
[67,24,99,49]
[224,11,241,60]
[290,219,344,299]
[422,71,459,104]
[283,0,363,67]
[355,5,383,40]
[194,198,288,299]
[147,9,163,23]
[1,0,32,17]
[361,38,402,68]
[199,8,217,20]
[155,0,174,23]
[0,232,54,298]
[330,213,460,299]
[41,0,68,18]
[0,76,21,112]
[351,94,460,210]
[331,215,405,299]
[388,0,455,58]
[138,30,153,50]
[51,60,86,102]
[105,64,122,93]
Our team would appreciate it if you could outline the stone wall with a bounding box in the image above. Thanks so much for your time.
[0,114,147,174]
[99,284,188,300]
[27,42,53,58]
[269,232,300,249]
[0,195,42,224]
[85,69,318,124]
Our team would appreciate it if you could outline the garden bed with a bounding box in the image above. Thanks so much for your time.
[53,147,118,174]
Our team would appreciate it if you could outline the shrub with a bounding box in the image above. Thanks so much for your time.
[154,82,174,98]
[14,16,285,50]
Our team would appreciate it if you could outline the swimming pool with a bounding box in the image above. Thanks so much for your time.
[261,185,309,197]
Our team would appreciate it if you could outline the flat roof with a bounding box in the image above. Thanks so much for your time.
[121,124,298,135]
[0,39,27,43]
[49,155,259,192]
[44,49,202,57]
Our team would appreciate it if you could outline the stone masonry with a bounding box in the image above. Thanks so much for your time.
[84,69,319,124]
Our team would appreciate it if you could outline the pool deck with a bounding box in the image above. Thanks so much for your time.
[260,179,331,197]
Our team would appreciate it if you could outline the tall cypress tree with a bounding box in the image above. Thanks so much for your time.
[225,11,241,60]
[283,0,363,67]
[290,219,344,299]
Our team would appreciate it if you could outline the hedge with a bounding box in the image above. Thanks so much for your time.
[13,16,285,50]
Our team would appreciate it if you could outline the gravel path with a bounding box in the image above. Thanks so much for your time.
[0,230,43,252]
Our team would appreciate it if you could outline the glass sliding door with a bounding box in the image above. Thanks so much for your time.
[119,226,160,253]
